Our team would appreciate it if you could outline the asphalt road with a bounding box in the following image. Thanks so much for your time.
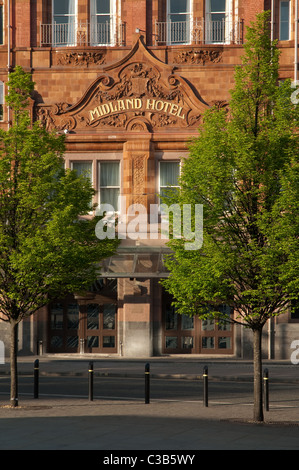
[1,375,299,408]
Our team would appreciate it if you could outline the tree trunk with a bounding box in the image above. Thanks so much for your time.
[10,321,19,407]
[253,327,264,422]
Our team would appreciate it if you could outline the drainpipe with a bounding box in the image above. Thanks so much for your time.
[268,0,275,360]
[271,0,274,42]
[7,0,11,128]
[295,0,298,83]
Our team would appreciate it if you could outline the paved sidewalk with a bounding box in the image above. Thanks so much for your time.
[0,355,299,451]
[0,396,299,451]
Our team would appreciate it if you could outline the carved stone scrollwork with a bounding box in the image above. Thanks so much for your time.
[174,50,223,65]
[132,154,147,205]
[56,51,106,67]
[36,47,209,132]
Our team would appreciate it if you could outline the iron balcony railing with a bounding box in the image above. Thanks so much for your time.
[155,18,244,45]
[40,21,126,47]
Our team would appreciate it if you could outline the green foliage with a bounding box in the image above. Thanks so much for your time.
[162,11,299,329]
[5,65,34,113]
[0,67,119,323]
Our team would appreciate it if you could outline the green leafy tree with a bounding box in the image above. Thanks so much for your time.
[0,66,119,407]
[162,12,299,422]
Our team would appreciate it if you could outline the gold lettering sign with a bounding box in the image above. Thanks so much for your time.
[89,98,186,122]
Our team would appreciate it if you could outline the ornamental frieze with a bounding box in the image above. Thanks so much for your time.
[35,36,209,132]
[173,49,223,65]
[55,51,106,66]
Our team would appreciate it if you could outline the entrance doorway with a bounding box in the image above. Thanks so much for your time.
[48,280,118,354]
[162,294,234,354]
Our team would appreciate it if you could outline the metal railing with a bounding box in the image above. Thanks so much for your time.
[155,18,244,45]
[40,21,126,47]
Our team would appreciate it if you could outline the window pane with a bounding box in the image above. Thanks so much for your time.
[87,336,99,348]
[218,320,231,331]
[67,336,78,348]
[211,13,226,21]
[280,2,290,40]
[165,336,178,348]
[72,162,92,181]
[100,162,119,186]
[218,336,231,349]
[169,0,188,14]
[181,315,194,330]
[103,304,116,329]
[67,303,79,329]
[100,188,120,210]
[202,318,214,331]
[160,162,180,186]
[95,0,111,14]
[51,335,63,348]
[202,336,215,348]
[210,0,226,12]
[87,303,100,330]
[182,336,193,349]
[103,336,115,348]
[99,162,120,210]
[165,305,178,329]
[53,0,75,16]
[281,1,290,20]
[50,303,63,329]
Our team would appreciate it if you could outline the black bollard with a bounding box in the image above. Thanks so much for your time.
[145,363,150,404]
[203,365,208,407]
[34,359,39,399]
[89,361,94,401]
[263,368,269,411]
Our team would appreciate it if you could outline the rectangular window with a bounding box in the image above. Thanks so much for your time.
[71,161,92,181]
[206,0,227,43]
[167,0,191,44]
[159,161,180,200]
[52,0,76,46]
[280,1,290,41]
[98,161,120,211]
[71,161,93,208]
[90,0,115,45]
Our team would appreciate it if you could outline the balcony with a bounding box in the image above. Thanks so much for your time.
[155,18,244,45]
[40,21,126,47]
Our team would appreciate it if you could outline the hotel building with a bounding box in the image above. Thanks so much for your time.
[0,0,298,359]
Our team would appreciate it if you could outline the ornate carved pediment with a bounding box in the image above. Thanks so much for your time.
[35,36,209,133]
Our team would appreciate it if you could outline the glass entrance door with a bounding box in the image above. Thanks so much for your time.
[84,302,117,353]
[162,293,233,354]
[49,297,117,353]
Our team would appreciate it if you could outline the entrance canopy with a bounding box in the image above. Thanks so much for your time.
[99,246,171,278]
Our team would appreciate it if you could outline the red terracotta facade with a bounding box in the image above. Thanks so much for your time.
[0,0,298,358]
